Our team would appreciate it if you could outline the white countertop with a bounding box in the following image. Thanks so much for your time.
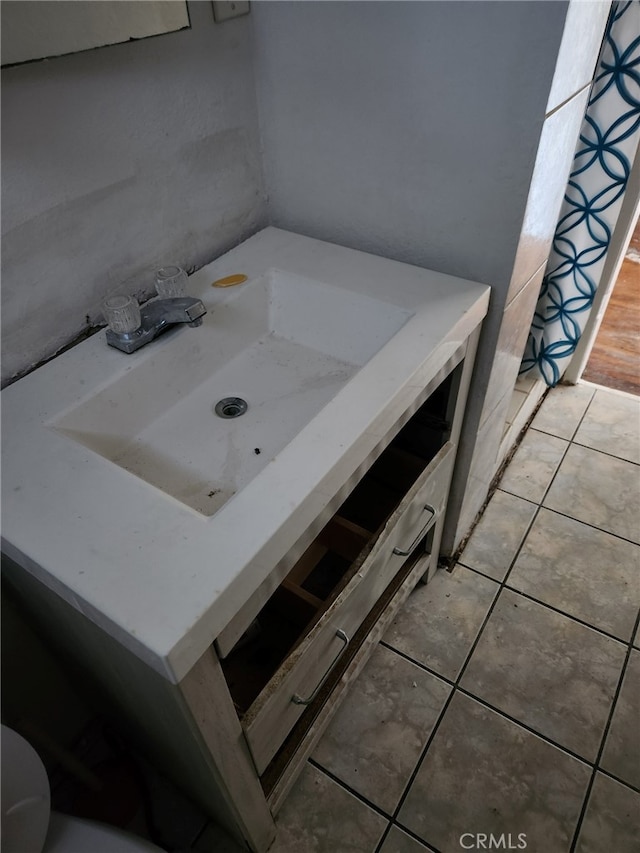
[1,228,489,682]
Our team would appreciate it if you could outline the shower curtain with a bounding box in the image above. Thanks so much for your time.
[520,0,640,386]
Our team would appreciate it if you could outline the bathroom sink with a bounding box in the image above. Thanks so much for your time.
[3,227,490,680]
[53,270,412,516]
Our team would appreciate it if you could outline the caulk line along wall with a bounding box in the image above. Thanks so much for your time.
[1,1,266,385]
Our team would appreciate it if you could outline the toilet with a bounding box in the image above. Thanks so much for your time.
[1,726,165,853]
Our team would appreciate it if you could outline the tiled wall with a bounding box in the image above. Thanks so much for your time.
[443,0,611,553]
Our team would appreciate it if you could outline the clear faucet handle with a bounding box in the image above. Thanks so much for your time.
[102,294,141,334]
[155,266,188,298]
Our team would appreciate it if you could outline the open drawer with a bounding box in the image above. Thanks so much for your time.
[221,439,455,775]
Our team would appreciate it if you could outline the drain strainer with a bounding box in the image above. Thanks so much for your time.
[215,397,248,418]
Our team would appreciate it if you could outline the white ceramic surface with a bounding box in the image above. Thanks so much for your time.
[45,813,165,853]
[54,271,411,516]
[1,727,51,853]
[1,726,164,853]
[1,228,489,682]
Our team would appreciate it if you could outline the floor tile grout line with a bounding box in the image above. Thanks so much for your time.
[579,379,640,401]
[497,440,570,509]
[525,502,640,548]
[498,387,598,516]
[307,758,393,821]
[372,823,394,853]
[595,766,640,796]
[571,438,640,467]
[384,685,460,831]
[380,641,604,770]
[457,503,543,651]
[457,561,505,582]
[372,817,441,853]
[527,381,595,445]
[520,426,574,447]
[378,640,456,688]
[572,383,640,460]
[459,567,634,648]
[502,583,635,645]
[495,486,640,546]
[569,610,640,853]
[385,821,441,852]
[566,384,597,444]
[517,433,572,513]
[499,501,569,591]
[453,685,601,769]
[498,485,548,504]
[493,487,540,507]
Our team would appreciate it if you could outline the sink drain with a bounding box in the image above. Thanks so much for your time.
[215,397,248,419]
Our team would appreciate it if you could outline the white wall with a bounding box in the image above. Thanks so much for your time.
[252,1,569,289]
[251,1,613,551]
[1,1,266,385]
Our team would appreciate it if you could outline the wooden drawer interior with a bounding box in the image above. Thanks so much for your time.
[263,538,436,802]
[219,371,456,719]
[219,515,374,715]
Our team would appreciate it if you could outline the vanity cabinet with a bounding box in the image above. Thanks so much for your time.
[3,331,479,852]
[2,229,489,852]
[220,371,460,782]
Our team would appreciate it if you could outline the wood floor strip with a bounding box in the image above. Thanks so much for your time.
[583,221,640,397]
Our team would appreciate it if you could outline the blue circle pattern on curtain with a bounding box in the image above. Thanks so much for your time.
[521,0,640,386]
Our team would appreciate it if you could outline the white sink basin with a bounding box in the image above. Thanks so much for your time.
[52,270,412,516]
[2,227,489,680]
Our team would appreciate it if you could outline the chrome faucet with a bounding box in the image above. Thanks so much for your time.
[105,296,207,354]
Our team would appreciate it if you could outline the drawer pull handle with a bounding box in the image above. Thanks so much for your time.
[392,503,437,557]
[291,629,349,706]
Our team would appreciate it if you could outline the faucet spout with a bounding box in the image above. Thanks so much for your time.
[105,296,207,354]
[142,296,206,328]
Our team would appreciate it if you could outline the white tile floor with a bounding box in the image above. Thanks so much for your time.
[191,383,639,853]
